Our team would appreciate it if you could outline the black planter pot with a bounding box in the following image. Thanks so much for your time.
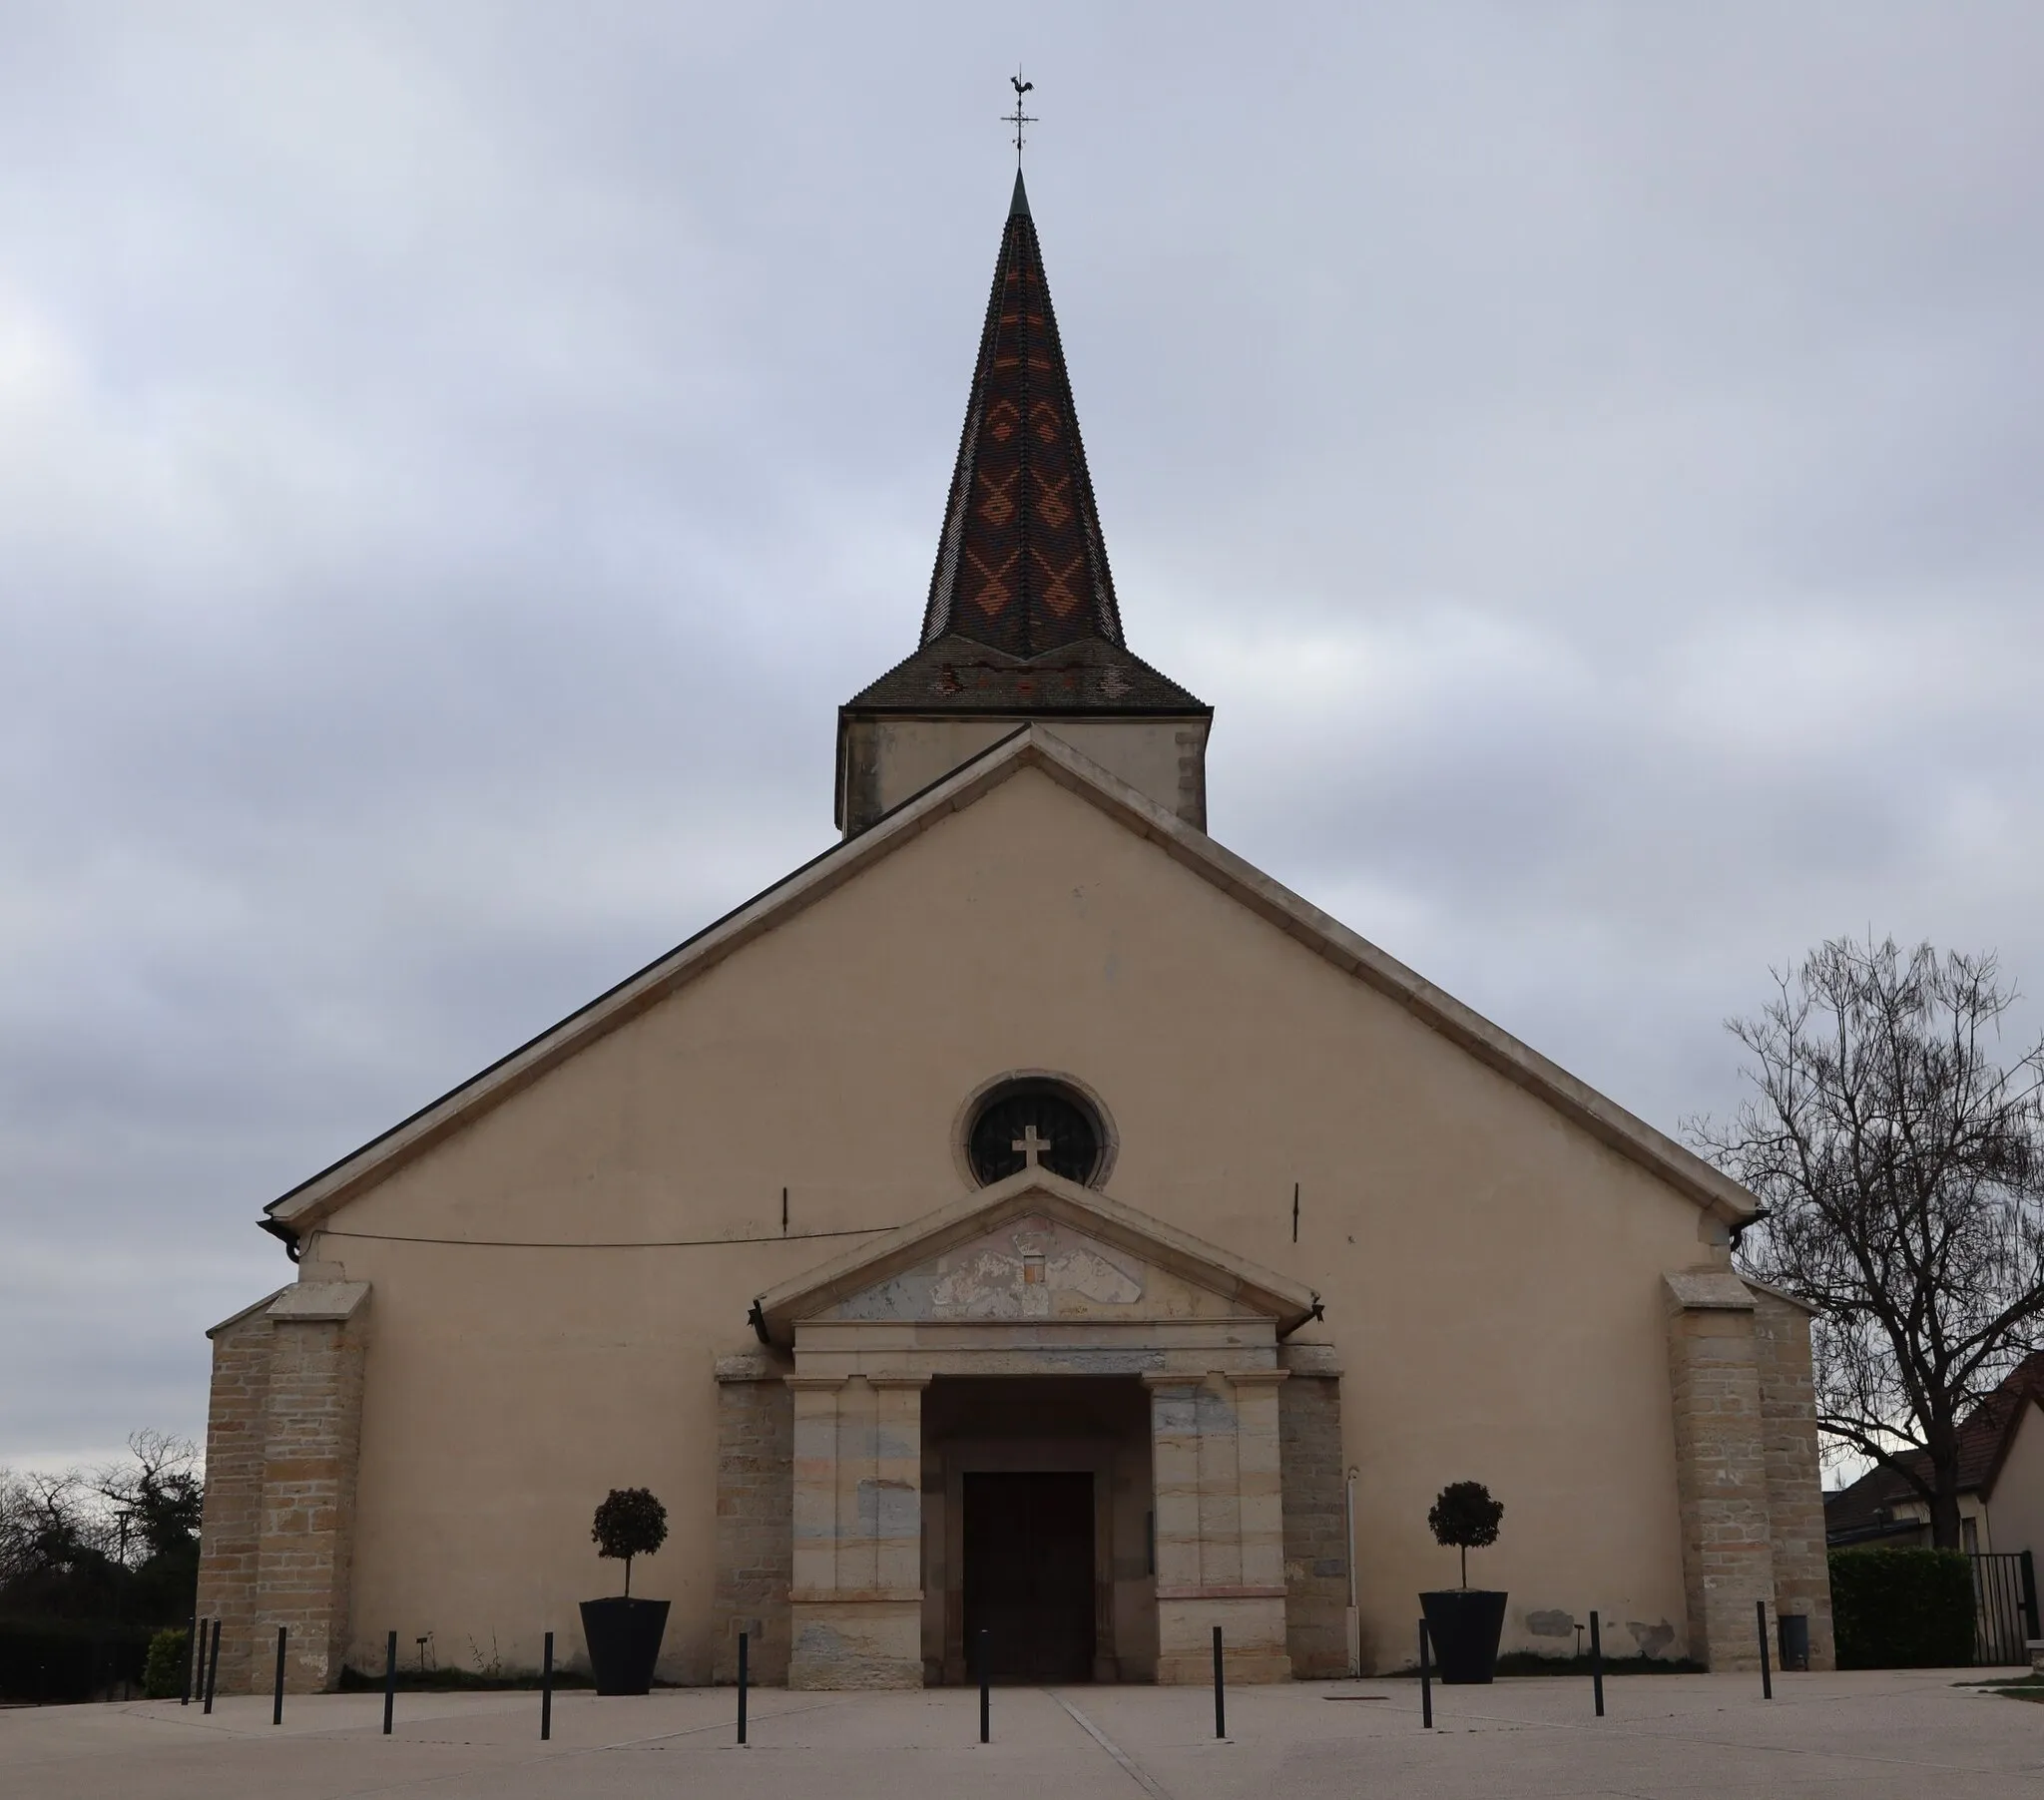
[1419,1589,1508,1685]
[580,1596,670,1695]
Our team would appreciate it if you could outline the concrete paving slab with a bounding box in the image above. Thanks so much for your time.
[2,1671,2039,1799]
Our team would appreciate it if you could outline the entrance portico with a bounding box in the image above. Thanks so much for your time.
[748,1167,1320,1688]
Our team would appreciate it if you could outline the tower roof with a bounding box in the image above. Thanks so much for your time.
[846,173,1206,720]
[921,168,1124,658]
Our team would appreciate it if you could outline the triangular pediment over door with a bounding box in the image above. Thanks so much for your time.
[753,1167,1317,1377]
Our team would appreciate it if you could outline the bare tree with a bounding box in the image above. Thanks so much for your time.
[1691,936,2044,1548]
[0,1467,102,1581]
[91,1433,203,1567]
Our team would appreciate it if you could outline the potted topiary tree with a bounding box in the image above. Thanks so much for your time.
[580,1487,671,1695]
[1419,1480,1507,1684]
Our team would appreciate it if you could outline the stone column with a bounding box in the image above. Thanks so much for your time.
[870,1377,928,1598]
[1664,1269,1774,1670]
[1145,1370,1292,1684]
[787,1377,844,1604]
[1145,1375,1204,1595]
[1196,1380,1243,1588]
[1232,1371,1289,1596]
[786,1372,926,1688]
[252,1281,370,1692]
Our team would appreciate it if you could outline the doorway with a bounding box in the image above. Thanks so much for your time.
[962,1471,1096,1682]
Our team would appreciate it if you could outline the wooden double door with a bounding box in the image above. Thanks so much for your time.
[961,1471,1097,1683]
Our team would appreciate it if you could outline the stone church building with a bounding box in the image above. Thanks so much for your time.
[196,173,1834,1693]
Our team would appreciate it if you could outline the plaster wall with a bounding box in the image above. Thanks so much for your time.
[1985,1402,2044,1560]
[264,766,1721,1680]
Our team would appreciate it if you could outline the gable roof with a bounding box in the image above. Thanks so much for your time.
[264,722,1760,1236]
[752,1163,1318,1346]
[1824,1350,2044,1539]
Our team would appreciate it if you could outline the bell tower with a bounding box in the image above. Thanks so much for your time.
[834,171,1212,837]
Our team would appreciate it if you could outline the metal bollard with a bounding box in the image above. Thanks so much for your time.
[540,1630,553,1741]
[738,1630,749,1745]
[183,1612,199,1706]
[382,1630,397,1735]
[978,1628,990,1744]
[1418,1619,1433,1729]
[203,1617,222,1714]
[1212,1624,1226,1739]
[272,1626,286,1725]
[1757,1600,1772,1700]
[1589,1610,1604,1718]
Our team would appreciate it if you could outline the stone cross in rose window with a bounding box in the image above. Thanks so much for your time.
[1011,1125,1051,1168]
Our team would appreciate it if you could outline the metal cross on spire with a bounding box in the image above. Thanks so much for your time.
[1004,70,1036,167]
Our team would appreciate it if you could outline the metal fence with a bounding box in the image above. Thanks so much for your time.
[1970,1551,2040,1666]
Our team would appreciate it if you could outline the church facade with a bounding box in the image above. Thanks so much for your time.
[196,174,1834,1693]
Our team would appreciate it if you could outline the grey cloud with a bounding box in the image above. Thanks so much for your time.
[2,3,2041,1462]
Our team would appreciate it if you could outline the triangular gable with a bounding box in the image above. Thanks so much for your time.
[752,1166,1318,1346]
[265,722,1758,1235]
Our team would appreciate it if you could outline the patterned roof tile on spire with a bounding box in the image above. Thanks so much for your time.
[847,172,1206,718]
[922,169,1124,655]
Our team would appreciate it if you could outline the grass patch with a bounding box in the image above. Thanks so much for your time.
[1954,1673,2044,1703]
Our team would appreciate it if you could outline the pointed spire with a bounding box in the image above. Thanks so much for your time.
[920,179,1124,657]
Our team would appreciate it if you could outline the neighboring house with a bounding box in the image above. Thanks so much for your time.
[1825,1352,2044,1557]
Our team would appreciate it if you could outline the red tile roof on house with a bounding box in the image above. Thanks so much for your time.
[1824,1350,2044,1541]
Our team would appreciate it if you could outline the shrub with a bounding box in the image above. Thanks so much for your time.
[591,1488,668,1597]
[143,1626,190,1699]
[1427,1481,1504,1588]
[1829,1548,1975,1668]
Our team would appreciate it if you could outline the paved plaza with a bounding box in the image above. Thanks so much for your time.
[5,1670,2041,1799]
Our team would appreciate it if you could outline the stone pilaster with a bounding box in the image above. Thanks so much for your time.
[1278,1345,1350,1677]
[786,1373,926,1688]
[1751,1285,1837,1670]
[1233,1371,1287,1595]
[1195,1380,1244,1588]
[870,1377,927,1597]
[712,1353,793,1685]
[195,1292,282,1695]
[1145,1370,1291,1684]
[1664,1269,1773,1670]
[252,1283,370,1692]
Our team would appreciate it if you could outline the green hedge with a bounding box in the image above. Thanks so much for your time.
[143,1627,191,1699]
[0,1621,152,1702]
[1829,1548,1975,1668]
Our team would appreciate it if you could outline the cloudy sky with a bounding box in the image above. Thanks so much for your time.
[4,3,2041,1471]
